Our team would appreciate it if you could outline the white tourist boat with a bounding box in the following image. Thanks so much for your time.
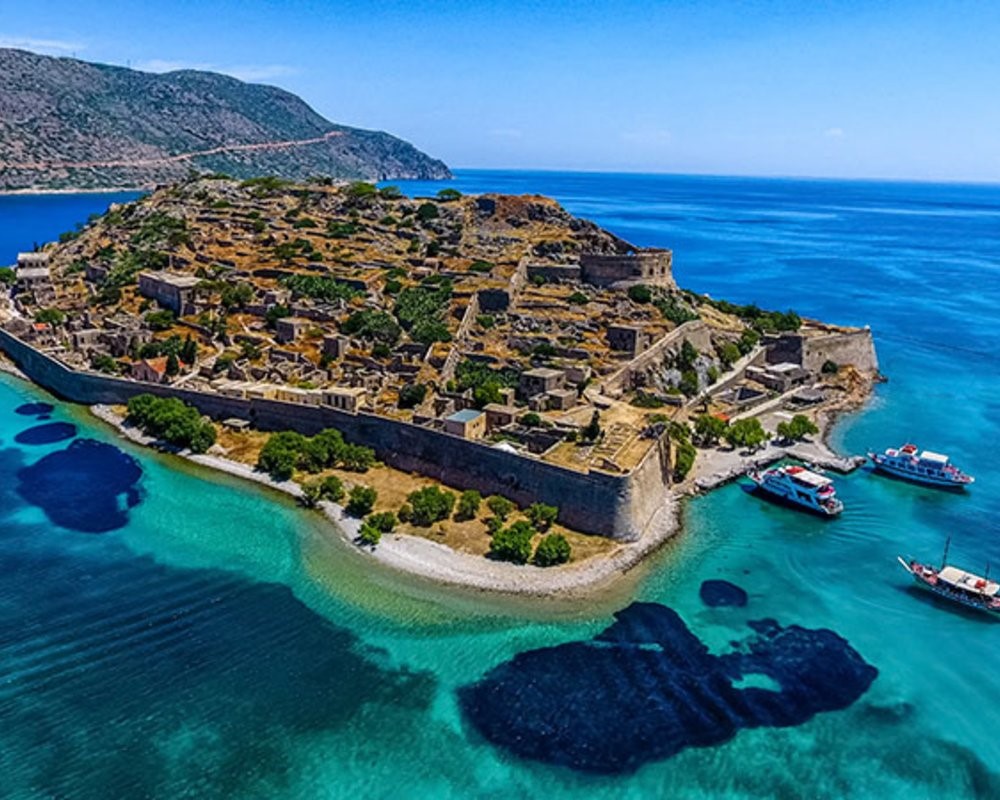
[747,464,844,517]
[868,443,974,490]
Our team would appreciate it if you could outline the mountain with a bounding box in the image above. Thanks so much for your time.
[0,48,451,192]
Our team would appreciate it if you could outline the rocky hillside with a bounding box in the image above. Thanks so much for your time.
[0,48,451,191]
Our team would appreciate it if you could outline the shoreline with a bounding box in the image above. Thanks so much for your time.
[88,404,681,599]
[0,186,150,197]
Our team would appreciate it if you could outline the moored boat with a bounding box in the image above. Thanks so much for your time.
[747,464,844,517]
[898,548,1000,617]
[868,443,973,489]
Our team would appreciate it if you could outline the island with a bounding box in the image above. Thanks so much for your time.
[0,175,879,593]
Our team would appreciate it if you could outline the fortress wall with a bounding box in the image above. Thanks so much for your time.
[525,264,582,283]
[0,328,666,540]
[579,250,675,288]
[802,329,879,375]
[765,328,879,375]
[602,320,713,395]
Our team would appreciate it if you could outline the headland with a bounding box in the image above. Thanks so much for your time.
[0,176,879,595]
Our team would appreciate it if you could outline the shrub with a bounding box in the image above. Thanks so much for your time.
[567,291,590,305]
[398,383,427,409]
[437,188,462,201]
[582,410,602,442]
[717,341,742,368]
[533,533,571,567]
[342,310,402,346]
[476,314,495,329]
[366,511,397,533]
[90,353,120,374]
[416,202,439,222]
[0,267,15,285]
[379,185,403,200]
[320,475,345,503]
[406,486,456,526]
[628,284,653,304]
[679,370,700,397]
[673,439,697,481]
[455,490,482,521]
[340,443,375,472]
[486,495,516,521]
[469,260,493,273]
[126,394,217,454]
[822,360,840,375]
[358,522,382,548]
[489,521,536,564]
[525,502,558,532]
[283,274,359,303]
[346,485,378,517]
[520,412,542,428]
[35,308,66,325]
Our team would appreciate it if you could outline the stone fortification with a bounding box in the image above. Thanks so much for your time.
[0,328,668,541]
[579,249,674,289]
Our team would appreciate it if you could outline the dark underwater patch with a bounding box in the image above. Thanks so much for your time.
[458,602,878,774]
[14,402,54,416]
[14,422,78,446]
[16,438,143,533]
[700,579,749,607]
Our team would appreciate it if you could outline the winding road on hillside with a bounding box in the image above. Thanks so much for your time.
[0,130,344,171]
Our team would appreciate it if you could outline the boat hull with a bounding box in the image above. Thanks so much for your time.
[870,460,972,491]
[749,483,842,518]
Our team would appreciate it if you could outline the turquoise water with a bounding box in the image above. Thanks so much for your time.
[3,174,1000,798]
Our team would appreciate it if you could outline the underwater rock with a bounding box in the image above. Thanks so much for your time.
[459,602,877,774]
[16,438,143,533]
[700,579,749,607]
[15,422,78,446]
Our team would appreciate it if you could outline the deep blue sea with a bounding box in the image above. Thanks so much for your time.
[2,172,1000,798]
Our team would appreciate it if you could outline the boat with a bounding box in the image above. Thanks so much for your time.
[747,464,844,517]
[898,540,1000,617]
[868,443,974,489]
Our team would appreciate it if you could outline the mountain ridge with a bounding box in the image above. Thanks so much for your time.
[0,48,451,191]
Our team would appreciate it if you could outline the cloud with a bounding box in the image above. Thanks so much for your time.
[0,35,85,55]
[824,127,845,139]
[134,58,296,83]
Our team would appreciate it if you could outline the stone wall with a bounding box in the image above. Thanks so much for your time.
[601,320,714,396]
[765,328,879,375]
[0,328,668,541]
[579,249,675,289]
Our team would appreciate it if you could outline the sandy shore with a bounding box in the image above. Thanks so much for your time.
[89,405,681,598]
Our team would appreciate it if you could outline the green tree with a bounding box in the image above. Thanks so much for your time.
[180,335,198,365]
[725,418,768,451]
[520,412,542,428]
[717,341,742,368]
[126,395,217,454]
[340,443,375,472]
[257,431,308,480]
[320,475,345,503]
[346,485,378,517]
[0,267,15,285]
[486,495,516,521]
[525,502,558,532]
[489,521,536,564]
[378,185,403,200]
[776,414,819,442]
[301,480,324,508]
[533,533,571,567]
[678,369,700,397]
[165,352,180,377]
[437,188,462,201]
[693,413,728,446]
[406,486,456,526]
[455,489,482,521]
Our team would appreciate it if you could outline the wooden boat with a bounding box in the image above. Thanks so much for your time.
[898,539,1000,617]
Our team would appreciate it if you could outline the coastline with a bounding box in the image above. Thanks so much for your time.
[88,404,681,599]
[0,186,150,197]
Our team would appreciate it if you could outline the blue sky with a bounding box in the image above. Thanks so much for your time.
[4,1,1000,182]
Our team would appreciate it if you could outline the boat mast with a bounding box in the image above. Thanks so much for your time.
[941,536,951,570]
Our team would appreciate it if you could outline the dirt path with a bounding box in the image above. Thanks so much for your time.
[1,130,344,171]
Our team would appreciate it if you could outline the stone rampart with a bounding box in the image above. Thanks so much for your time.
[0,328,668,541]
